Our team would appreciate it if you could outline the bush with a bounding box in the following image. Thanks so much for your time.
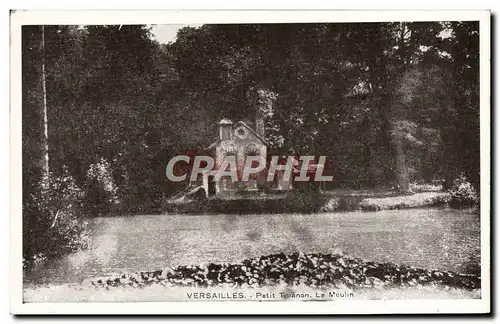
[84,158,120,216]
[444,175,479,208]
[319,198,340,212]
[23,172,90,268]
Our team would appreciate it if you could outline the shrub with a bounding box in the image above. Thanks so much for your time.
[23,171,90,268]
[319,198,340,212]
[444,175,479,208]
[85,158,120,216]
[410,181,443,193]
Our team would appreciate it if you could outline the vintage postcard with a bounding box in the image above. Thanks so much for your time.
[10,10,490,314]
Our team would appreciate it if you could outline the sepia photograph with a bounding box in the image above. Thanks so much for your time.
[10,10,490,314]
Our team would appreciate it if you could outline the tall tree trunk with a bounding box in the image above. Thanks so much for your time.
[387,22,412,194]
[40,25,50,186]
[388,88,412,194]
[392,133,411,193]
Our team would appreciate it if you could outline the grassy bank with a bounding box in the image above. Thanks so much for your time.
[166,176,479,214]
[166,190,451,214]
[356,192,448,211]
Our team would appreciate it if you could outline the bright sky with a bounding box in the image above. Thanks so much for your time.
[150,24,203,44]
[150,24,453,44]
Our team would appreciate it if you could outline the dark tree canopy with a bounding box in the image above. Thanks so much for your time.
[22,22,480,211]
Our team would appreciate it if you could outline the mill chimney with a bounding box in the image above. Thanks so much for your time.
[219,118,233,141]
[255,113,265,139]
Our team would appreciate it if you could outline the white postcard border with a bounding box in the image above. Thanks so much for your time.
[10,9,491,315]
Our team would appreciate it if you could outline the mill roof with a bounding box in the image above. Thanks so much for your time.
[206,120,269,150]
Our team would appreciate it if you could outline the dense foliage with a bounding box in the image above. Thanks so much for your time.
[22,23,480,262]
[445,175,480,208]
[23,172,90,267]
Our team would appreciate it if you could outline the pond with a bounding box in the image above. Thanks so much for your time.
[24,208,480,285]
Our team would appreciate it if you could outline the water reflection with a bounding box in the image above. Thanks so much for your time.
[24,208,480,285]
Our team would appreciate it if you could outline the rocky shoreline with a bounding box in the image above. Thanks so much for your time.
[88,252,480,291]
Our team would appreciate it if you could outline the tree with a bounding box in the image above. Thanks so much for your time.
[40,26,50,185]
[22,21,481,217]
[440,22,480,190]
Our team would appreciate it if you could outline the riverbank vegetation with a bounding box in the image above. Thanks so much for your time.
[22,23,479,266]
[87,252,479,290]
[23,252,479,302]
[22,173,90,268]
